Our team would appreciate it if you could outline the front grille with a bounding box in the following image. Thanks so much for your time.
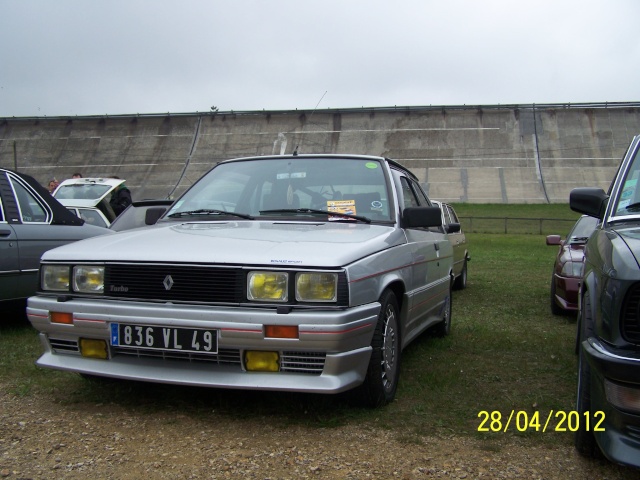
[112,346,242,366]
[621,284,640,344]
[112,347,325,375]
[48,336,326,376]
[280,351,326,374]
[102,262,348,306]
[628,425,640,441]
[104,264,244,303]
[49,337,80,354]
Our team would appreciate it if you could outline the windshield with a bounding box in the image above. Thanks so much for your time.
[612,148,640,218]
[55,184,113,200]
[566,216,598,242]
[166,157,393,222]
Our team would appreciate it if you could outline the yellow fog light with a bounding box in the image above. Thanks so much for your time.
[79,339,109,359]
[245,351,279,372]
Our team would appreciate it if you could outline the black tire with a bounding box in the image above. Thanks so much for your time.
[574,292,600,457]
[434,284,452,337]
[453,259,468,290]
[550,275,563,316]
[355,290,401,408]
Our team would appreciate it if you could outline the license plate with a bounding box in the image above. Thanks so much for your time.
[110,323,218,354]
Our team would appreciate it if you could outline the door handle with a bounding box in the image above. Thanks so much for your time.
[0,229,12,237]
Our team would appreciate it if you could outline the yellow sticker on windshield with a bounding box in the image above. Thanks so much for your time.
[365,162,378,169]
[327,200,356,216]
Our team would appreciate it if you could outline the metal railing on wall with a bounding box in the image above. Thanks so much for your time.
[459,216,578,236]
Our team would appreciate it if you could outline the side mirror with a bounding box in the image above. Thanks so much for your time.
[403,207,442,228]
[570,188,608,219]
[546,235,562,246]
[145,207,167,225]
[446,223,461,234]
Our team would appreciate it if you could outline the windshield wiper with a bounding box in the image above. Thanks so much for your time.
[168,209,254,220]
[260,208,371,224]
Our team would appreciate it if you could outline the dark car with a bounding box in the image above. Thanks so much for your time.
[546,215,598,315]
[0,168,112,304]
[109,199,173,231]
[433,201,469,289]
[569,135,640,467]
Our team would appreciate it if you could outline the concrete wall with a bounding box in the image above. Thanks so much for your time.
[1,102,639,203]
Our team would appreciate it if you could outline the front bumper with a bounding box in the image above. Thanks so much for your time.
[583,337,640,467]
[27,295,380,394]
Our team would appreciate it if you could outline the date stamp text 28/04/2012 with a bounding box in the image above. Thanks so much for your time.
[477,410,605,433]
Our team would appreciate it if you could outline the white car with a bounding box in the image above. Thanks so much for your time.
[53,177,126,227]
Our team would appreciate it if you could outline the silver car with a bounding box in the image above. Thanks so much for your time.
[27,155,453,406]
[0,168,111,304]
[432,201,469,290]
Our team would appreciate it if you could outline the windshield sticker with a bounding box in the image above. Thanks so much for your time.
[371,200,383,211]
[327,200,356,215]
[365,162,378,169]
[276,172,306,180]
[618,178,637,211]
[327,200,357,221]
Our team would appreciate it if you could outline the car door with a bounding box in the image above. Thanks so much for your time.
[3,172,57,299]
[444,203,466,276]
[0,190,20,301]
[396,173,451,342]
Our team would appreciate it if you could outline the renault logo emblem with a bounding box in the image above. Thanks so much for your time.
[163,275,174,291]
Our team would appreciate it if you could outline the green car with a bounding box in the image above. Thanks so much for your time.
[570,135,640,468]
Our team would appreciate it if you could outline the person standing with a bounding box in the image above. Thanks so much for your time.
[109,177,132,215]
[47,178,59,193]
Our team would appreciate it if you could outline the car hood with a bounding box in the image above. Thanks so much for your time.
[42,221,407,267]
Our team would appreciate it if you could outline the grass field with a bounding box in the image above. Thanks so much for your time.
[0,204,581,449]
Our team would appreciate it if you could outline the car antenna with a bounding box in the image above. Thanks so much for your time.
[294,90,327,155]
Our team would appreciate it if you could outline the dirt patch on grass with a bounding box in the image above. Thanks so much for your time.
[1,387,637,479]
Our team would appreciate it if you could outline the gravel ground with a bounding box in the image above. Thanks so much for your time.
[1,387,638,480]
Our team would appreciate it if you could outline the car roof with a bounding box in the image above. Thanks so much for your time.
[0,168,85,226]
[217,154,420,181]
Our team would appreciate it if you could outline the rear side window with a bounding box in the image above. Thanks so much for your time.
[400,177,420,208]
[9,177,50,223]
[446,205,459,223]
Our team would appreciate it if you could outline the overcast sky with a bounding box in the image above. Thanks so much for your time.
[1,0,639,117]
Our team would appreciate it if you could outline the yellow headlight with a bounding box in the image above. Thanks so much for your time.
[296,273,337,302]
[247,272,288,302]
[73,266,105,293]
[42,265,70,291]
